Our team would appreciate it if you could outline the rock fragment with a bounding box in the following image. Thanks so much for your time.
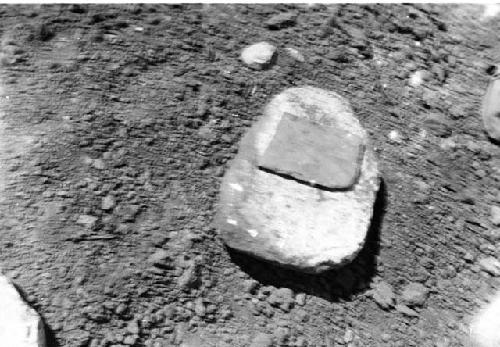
[240,42,277,70]
[395,304,419,317]
[284,47,305,62]
[295,293,306,306]
[216,86,379,273]
[265,12,297,30]
[102,195,116,211]
[409,70,431,87]
[76,214,98,229]
[267,288,294,312]
[400,282,428,307]
[371,281,395,309]
[482,78,500,142]
[490,205,500,226]
[177,260,200,290]
[479,257,500,276]
[148,249,170,268]
[249,333,274,347]
[0,275,46,347]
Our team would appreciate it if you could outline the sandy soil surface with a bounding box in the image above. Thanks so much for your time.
[0,4,499,347]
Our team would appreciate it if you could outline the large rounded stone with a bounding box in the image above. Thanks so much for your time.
[0,275,46,347]
[482,78,500,142]
[470,291,500,347]
[215,86,379,273]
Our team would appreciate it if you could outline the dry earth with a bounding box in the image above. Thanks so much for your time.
[0,4,499,347]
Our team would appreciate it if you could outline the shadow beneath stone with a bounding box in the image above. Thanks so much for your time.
[488,135,500,146]
[44,326,61,347]
[227,179,387,302]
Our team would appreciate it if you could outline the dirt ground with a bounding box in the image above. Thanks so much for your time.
[0,3,499,347]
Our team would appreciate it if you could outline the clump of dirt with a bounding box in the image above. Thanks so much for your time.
[0,4,499,347]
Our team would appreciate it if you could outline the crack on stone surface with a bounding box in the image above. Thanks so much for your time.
[257,165,354,192]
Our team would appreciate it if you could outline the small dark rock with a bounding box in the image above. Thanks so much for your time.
[34,23,54,41]
[69,4,87,13]
[265,12,297,30]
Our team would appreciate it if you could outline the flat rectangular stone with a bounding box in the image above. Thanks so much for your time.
[258,113,363,189]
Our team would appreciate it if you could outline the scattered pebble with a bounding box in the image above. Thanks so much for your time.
[284,47,305,62]
[243,279,259,294]
[76,214,98,229]
[400,282,429,307]
[440,137,457,150]
[249,333,274,347]
[194,298,206,317]
[479,257,500,276]
[265,11,297,30]
[92,158,106,170]
[267,287,294,312]
[295,293,306,306]
[381,333,392,342]
[395,304,419,317]
[388,130,403,143]
[126,320,140,335]
[177,260,200,290]
[371,281,395,309]
[409,70,431,87]
[490,205,500,226]
[101,195,116,211]
[240,42,277,70]
[344,329,354,344]
[148,249,170,268]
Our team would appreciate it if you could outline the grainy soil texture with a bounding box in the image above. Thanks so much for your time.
[0,3,499,347]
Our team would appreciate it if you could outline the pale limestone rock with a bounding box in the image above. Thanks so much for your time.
[482,78,500,142]
[284,47,305,62]
[215,86,379,273]
[0,275,46,347]
[470,291,500,347]
[240,42,277,70]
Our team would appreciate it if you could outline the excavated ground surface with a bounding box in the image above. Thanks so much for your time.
[0,4,499,347]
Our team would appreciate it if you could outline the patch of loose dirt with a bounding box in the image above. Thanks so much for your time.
[0,4,499,347]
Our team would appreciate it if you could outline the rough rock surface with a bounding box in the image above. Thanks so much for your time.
[0,275,46,347]
[371,281,395,310]
[482,78,500,142]
[400,282,429,307]
[478,257,500,276]
[216,86,379,273]
[240,42,277,70]
[470,291,500,347]
[490,205,500,226]
[284,47,305,62]
[265,12,297,30]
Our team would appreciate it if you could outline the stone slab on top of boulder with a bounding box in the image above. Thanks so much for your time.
[258,112,364,190]
[215,86,379,273]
